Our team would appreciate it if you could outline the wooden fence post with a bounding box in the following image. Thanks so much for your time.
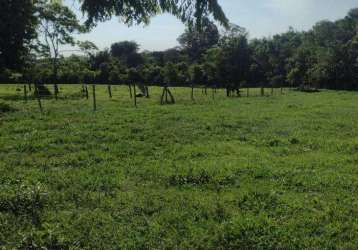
[133,83,137,107]
[35,83,43,113]
[24,85,27,102]
[167,87,175,104]
[54,84,58,100]
[129,84,133,99]
[145,86,150,98]
[92,85,97,111]
[165,86,168,103]
[160,87,165,105]
[85,85,89,99]
[191,84,194,100]
[160,86,175,105]
[107,85,112,98]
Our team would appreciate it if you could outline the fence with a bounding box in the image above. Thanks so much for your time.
[0,83,288,113]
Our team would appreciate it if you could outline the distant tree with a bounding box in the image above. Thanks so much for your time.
[58,55,88,84]
[144,65,164,86]
[37,1,86,93]
[110,41,144,67]
[178,18,220,61]
[78,41,98,57]
[111,41,139,58]
[176,62,190,86]
[218,25,250,96]
[189,64,206,99]
[202,48,222,88]
[90,50,111,70]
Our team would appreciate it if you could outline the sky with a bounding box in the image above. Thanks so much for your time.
[66,0,358,52]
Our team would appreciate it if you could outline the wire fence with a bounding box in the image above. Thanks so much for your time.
[0,83,288,113]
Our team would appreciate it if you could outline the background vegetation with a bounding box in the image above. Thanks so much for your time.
[1,1,358,92]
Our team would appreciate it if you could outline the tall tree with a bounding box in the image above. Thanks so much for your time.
[178,18,220,61]
[0,0,37,72]
[218,25,250,96]
[37,1,85,92]
[110,41,144,67]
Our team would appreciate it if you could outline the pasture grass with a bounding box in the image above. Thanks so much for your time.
[0,84,358,249]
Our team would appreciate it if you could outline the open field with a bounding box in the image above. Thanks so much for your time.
[0,85,358,249]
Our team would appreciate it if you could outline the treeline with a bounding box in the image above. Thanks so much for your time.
[1,1,358,92]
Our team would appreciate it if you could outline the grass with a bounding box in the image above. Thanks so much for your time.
[0,84,357,249]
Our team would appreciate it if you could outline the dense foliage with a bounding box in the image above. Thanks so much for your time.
[0,0,37,72]
[80,0,229,28]
[2,5,358,92]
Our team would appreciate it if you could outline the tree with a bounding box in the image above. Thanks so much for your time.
[0,0,37,72]
[202,48,222,88]
[90,50,111,70]
[218,25,250,96]
[111,41,139,58]
[37,1,86,94]
[78,41,98,57]
[190,64,205,85]
[110,41,144,67]
[178,18,220,61]
[80,0,228,28]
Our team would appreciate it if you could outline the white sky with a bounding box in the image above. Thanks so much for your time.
[64,0,358,52]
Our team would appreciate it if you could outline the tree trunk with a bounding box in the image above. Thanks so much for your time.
[92,85,97,111]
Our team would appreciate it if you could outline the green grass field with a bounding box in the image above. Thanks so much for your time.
[0,85,357,249]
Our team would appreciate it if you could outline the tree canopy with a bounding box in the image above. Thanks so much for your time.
[79,0,229,28]
[0,0,37,71]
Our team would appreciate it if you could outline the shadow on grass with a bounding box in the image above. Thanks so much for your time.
[0,102,17,113]
[0,92,86,101]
